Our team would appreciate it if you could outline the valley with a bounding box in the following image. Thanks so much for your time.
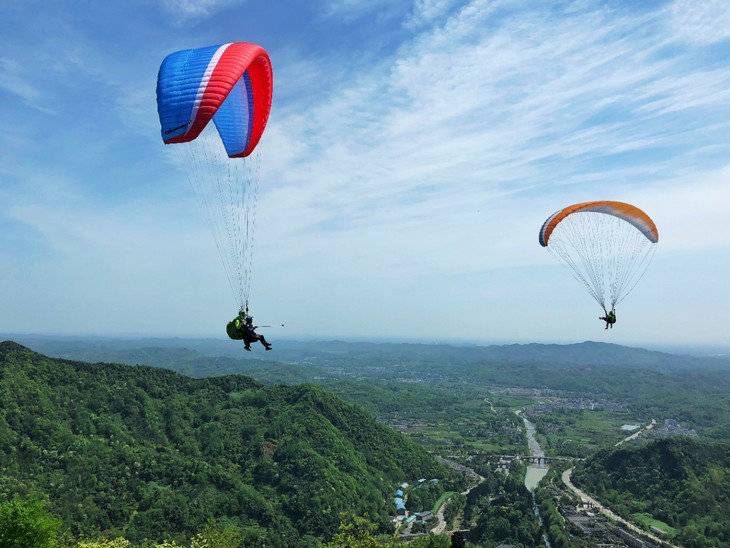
[1,337,728,546]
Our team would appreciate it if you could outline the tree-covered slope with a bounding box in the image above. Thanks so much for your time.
[572,437,730,547]
[0,341,444,545]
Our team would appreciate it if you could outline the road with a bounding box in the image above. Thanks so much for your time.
[430,458,484,535]
[615,418,656,447]
[430,500,449,535]
[562,467,679,548]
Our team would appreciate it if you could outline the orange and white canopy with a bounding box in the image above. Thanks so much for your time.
[539,201,659,247]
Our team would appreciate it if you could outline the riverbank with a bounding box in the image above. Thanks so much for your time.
[517,410,552,548]
[516,410,549,491]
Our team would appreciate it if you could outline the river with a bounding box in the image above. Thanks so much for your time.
[518,410,552,548]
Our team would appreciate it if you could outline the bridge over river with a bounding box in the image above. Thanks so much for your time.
[479,454,584,466]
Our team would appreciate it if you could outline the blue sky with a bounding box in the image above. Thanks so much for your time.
[1,0,730,345]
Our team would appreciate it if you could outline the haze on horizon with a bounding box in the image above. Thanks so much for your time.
[1,0,729,346]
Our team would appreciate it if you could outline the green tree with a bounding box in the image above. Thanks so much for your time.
[190,520,244,548]
[0,497,61,548]
[78,539,132,548]
[325,513,395,548]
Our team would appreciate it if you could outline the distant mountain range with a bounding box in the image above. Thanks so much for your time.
[6,336,730,441]
[7,335,730,374]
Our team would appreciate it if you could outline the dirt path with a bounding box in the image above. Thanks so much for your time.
[430,457,485,534]
[615,418,656,447]
[562,468,679,548]
[430,502,449,535]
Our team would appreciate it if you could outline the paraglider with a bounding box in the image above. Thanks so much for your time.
[539,201,658,327]
[226,309,272,351]
[599,309,616,329]
[156,42,273,349]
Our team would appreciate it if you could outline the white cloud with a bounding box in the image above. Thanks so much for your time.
[405,0,456,28]
[626,167,730,253]
[322,0,405,22]
[1,168,227,336]
[158,0,245,20]
[324,0,386,15]
[668,0,730,45]
[256,0,730,278]
[116,86,161,137]
[0,58,52,113]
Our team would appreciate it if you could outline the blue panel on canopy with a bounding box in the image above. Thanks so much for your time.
[213,72,254,157]
[156,45,220,142]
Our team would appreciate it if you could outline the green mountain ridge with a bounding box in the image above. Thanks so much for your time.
[10,336,730,442]
[0,341,444,545]
[572,437,730,547]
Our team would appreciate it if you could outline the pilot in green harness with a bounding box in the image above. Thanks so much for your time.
[599,309,617,330]
[227,309,272,351]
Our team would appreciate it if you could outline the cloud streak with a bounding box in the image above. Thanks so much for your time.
[668,0,730,45]
[0,58,52,113]
[158,0,246,21]
[258,0,730,271]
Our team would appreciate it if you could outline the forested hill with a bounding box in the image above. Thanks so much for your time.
[572,437,730,547]
[12,337,730,442]
[0,341,444,545]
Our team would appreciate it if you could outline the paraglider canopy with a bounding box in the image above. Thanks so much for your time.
[539,200,658,314]
[539,201,658,247]
[156,42,273,157]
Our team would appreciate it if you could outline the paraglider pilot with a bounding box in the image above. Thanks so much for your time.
[227,309,272,351]
[599,309,616,330]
